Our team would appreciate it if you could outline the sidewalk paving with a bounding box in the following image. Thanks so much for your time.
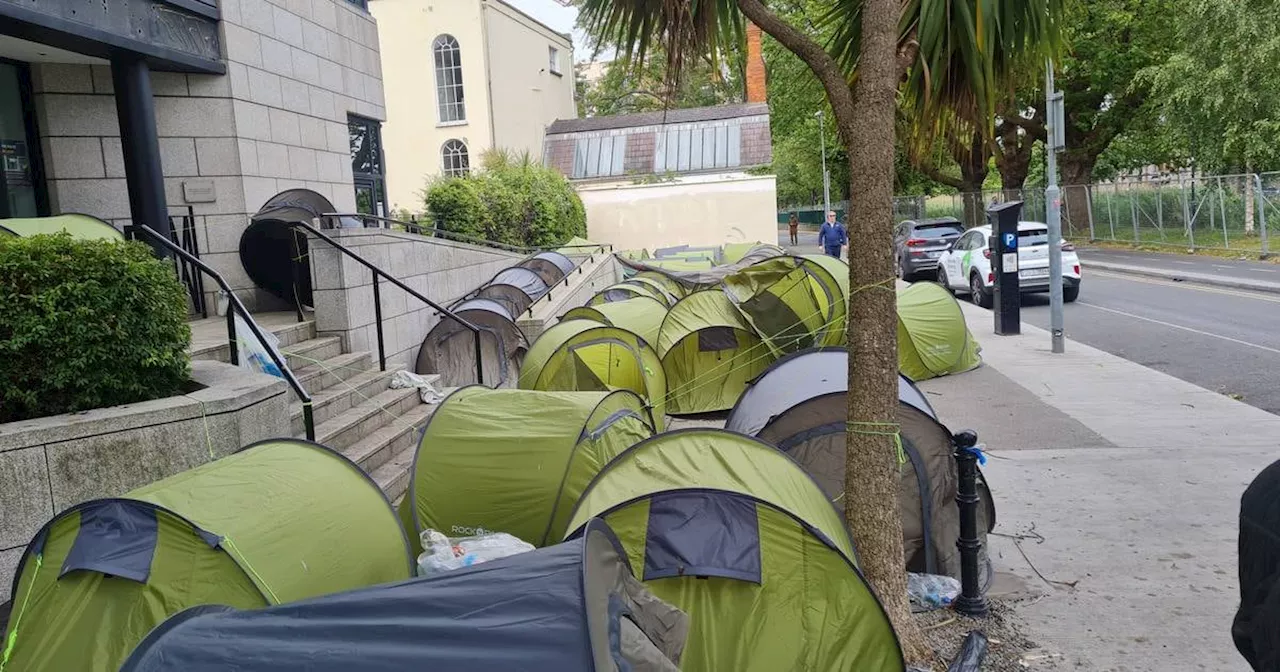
[919,299,1280,670]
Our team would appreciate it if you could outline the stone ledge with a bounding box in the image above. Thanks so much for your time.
[0,361,287,453]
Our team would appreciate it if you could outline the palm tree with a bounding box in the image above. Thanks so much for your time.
[580,0,1062,662]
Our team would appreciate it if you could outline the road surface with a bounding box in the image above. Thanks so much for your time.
[778,229,1280,416]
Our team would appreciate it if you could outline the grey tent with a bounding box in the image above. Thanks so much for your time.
[518,251,577,286]
[119,520,689,672]
[474,266,550,317]
[416,298,528,386]
[240,189,363,308]
[617,244,784,293]
[724,347,996,580]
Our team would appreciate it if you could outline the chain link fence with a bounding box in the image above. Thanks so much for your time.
[894,173,1275,257]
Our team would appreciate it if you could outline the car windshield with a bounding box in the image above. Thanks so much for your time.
[914,224,963,238]
[1019,229,1049,246]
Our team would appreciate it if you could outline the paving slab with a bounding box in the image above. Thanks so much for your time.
[915,298,1280,671]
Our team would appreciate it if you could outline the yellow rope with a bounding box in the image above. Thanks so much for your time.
[221,537,282,604]
[0,554,41,671]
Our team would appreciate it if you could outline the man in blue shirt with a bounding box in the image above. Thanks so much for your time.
[818,210,847,259]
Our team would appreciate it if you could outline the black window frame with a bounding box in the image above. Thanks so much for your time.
[0,58,50,218]
[348,114,388,218]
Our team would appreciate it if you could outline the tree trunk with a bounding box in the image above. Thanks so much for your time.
[1060,156,1096,239]
[842,0,930,664]
[956,130,990,228]
[1245,163,1256,234]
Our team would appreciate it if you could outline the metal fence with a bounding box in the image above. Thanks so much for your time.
[894,173,1276,256]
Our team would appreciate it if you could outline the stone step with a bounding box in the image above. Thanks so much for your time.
[191,319,317,363]
[290,368,401,436]
[370,442,416,505]
[281,336,343,372]
[294,351,374,396]
[310,386,422,453]
[341,399,438,477]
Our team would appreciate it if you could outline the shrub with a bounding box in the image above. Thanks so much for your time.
[424,149,587,248]
[0,234,192,423]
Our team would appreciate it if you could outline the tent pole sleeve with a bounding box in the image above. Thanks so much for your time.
[952,429,989,617]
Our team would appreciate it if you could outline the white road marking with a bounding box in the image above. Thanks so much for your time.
[1077,301,1280,356]
[1173,260,1197,265]
[1246,268,1279,273]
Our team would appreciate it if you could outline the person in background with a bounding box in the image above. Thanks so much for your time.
[788,213,800,246]
[818,210,847,259]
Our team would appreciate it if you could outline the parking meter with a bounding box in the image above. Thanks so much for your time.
[987,201,1024,335]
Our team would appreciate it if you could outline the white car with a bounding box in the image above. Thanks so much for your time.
[934,221,1081,308]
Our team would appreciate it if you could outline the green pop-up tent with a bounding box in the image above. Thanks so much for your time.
[897,281,982,381]
[0,214,123,241]
[564,429,905,672]
[1,439,413,672]
[657,289,774,415]
[589,281,672,308]
[722,255,848,356]
[561,295,668,345]
[631,270,687,301]
[518,319,666,430]
[402,387,656,552]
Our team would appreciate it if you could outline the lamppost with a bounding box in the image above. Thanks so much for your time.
[815,110,832,216]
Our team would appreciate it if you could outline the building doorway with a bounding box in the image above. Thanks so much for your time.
[0,59,48,218]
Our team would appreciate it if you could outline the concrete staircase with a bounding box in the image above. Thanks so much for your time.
[192,315,444,502]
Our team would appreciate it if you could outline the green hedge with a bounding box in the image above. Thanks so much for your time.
[424,151,586,248]
[0,234,192,423]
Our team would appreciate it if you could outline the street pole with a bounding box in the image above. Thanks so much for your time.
[1045,61,1065,354]
[816,110,831,215]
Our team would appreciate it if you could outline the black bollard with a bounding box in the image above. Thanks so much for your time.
[952,429,989,617]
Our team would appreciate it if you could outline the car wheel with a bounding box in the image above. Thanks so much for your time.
[970,274,993,309]
[937,266,953,294]
[1064,285,1080,303]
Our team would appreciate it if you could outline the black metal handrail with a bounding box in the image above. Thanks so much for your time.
[321,212,615,256]
[293,221,486,385]
[132,225,316,441]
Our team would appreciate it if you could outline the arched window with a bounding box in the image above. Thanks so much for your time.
[432,34,465,123]
[442,139,470,177]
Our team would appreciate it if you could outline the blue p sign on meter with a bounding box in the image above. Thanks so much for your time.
[1003,232,1017,250]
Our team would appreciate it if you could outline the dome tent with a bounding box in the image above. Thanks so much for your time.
[240,189,356,309]
[631,270,687,300]
[621,276,679,305]
[516,250,576,286]
[519,319,667,430]
[119,519,690,672]
[721,255,848,356]
[589,281,671,308]
[401,387,656,554]
[473,266,550,317]
[0,213,123,240]
[1,439,413,672]
[657,289,774,415]
[897,281,982,381]
[564,429,905,672]
[724,347,996,578]
[561,295,668,345]
[415,297,528,387]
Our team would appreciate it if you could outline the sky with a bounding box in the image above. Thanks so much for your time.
[502,0,599,62]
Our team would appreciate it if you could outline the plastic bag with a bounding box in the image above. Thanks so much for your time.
[946,631,989,672]
[907,572,961,612]
[233,312,284,379]
[390,370,445,404]
[416,528,534,577]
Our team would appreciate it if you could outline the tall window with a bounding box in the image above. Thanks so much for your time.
[349,115,387,217]
[548,46,562,75]
[433,35,466,123]
[442,139,470,177]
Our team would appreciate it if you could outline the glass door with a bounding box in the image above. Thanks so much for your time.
[0,60,47,218]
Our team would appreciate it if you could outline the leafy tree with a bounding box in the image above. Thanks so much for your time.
[579,0,1061,662]
[578,46,744,118]
[424,150,586,248]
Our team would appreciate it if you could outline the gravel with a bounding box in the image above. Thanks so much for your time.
[911,600,1072,672]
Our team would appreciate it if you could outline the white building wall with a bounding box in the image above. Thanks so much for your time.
[373,0,493,213]
[31,0,385,310]
[482,0,575,164]
[577,173,779,253]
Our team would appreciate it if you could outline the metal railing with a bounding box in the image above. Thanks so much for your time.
[894,171,1276,257]
[293,220,486,384]
[130,224,316,441]
[330,212,614,256]
[167,207,208,318]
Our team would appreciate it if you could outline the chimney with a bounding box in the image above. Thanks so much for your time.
[745,22,767,103]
